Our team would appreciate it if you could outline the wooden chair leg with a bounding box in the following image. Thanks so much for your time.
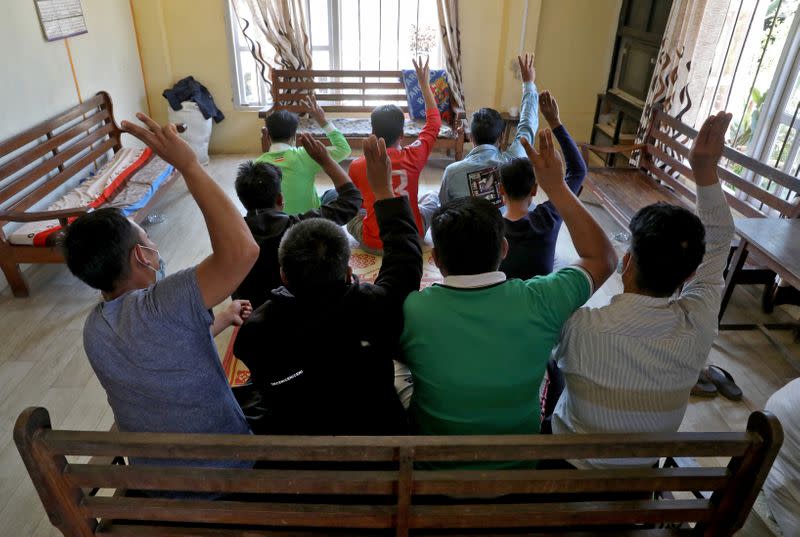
[260,127,270,153]
[0,256,30,298]
[719,241,749,323]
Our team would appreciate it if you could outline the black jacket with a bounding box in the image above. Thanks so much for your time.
[233,183,362,310]
[163,76,225,123]
[234,196,423,435]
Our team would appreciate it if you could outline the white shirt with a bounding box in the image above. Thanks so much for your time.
[764,379,800,536]
[552,183,735,468]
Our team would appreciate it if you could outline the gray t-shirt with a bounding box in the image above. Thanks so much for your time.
[84,268,251,467]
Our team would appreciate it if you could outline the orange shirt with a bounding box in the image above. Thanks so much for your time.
[348,108,442,250]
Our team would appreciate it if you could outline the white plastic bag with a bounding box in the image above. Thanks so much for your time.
[167,101,212,165]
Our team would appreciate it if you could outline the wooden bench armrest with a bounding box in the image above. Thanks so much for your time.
[579,142,647,155]
[452,106,466,120]
[0,207,89,224]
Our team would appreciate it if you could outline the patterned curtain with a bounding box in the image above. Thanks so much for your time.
[232,0,313,85]
[633,0,730,156]
[436,0,465,109]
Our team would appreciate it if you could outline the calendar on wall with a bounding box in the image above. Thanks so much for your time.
[35,0,88,41]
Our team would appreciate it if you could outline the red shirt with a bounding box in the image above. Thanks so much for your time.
[349,108,442,250]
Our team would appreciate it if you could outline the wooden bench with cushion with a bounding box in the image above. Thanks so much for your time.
[580,105,800,316]
[0,92,182,298]
[259,69,466,160]
[16,406,782,537]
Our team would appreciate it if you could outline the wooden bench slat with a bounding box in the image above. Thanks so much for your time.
[0,123,114,205]
[83,497,396,528]
[272,105,409,114]
[0,110,110,184]
[278,81,405,90]
[0,93,107,158]
[275,93,407,102]
[43,430,755,461]
[641,158,697,202]
[409,500,713,528]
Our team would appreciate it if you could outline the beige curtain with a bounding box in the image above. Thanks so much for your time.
[436,0,465,109]
[634,0,730,148]
[232,0,313,76]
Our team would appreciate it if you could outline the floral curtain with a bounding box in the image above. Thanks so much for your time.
[436,0,465,110]
[633,0,730,155]
[232,0,313,86]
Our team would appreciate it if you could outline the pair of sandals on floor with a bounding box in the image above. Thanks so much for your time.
[692,365,743,401]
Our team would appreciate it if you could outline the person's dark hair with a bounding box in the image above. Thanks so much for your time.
[470,108,505,146]
[629,203,706,297]
[499,158,536,200]
[62,208,140,293]
[370,104,405,147]
[235,161,283,211]
[278,218,351,295]
[266,110,299,142]
[431,197,505,275]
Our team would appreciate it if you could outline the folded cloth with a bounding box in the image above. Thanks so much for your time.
[163,76,225,123]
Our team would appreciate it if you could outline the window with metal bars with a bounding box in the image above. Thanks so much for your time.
[226,0,444,109]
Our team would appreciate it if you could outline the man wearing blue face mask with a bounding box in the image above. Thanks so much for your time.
[62,113,260,482]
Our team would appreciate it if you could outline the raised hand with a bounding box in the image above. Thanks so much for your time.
[689,111,733,185]
[364,134,393,200]
[539,91,561,128]
[298,132,332,166]
[301,94,327,126]
[521,130,564,194]
[412,56,430,84]
[518,53,535,84]
[121,113,197,172]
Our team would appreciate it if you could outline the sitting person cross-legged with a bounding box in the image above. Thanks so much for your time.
[258,95,351,214]
[234,135,423,436]
[547,112,736,469]
[233,133,363,310]
[400,130,616,464]
[438,54,539,205]
[62,113,260,476]
[348,57,442,255]
[499,91,587,279]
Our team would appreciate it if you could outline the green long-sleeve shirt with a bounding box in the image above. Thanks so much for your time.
[255,123,351,214]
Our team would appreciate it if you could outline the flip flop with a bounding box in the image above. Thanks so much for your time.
[705,365,743,401]
[691,371,718,398]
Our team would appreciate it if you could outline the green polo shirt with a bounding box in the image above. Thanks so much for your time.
[400,268,592,442]
[255,124,351,214]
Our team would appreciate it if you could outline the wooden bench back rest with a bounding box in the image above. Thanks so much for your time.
[0,92,122,226]
[640,106,800,219]
[15,407,783,537]
[270,69,410,114]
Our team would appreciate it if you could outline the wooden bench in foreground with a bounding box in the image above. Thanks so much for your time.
[580,104,800,315]
[16,407,782,537]
[259,69,466,160]
[0,92,182,298]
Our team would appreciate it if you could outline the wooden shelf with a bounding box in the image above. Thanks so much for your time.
[594,123,636,141]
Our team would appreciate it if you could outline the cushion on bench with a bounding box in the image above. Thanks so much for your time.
[9,148,174,247]
[296,117,457,139]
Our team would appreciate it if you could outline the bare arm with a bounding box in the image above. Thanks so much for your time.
[523,131,617,290]
[121,113,259,309]
[413,56,438,112]
[211,300,252,337]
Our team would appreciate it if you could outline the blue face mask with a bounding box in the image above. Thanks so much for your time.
[139,245,166,282]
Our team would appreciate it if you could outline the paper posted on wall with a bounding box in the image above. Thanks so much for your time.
[467,167,503,207]
[35,0,88,42]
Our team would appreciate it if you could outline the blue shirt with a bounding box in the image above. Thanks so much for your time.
[439,82,539,204]
[84,268,251,468]
[500,125,587,279]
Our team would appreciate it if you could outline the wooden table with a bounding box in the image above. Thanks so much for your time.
[720,218,800,370]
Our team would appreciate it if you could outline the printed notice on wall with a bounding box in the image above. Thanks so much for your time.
[35,0,88,41]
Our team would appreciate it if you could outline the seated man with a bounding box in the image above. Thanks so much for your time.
[439,54,538,205]
[234,135,422,435]
[400,131,616,455]
[233,133,363,309]
[62,114,260,470]
[258,95,351,213]
[549,112,736,468]
[499,91,587,279]
[764,378,800,535]
[348,57,442,254]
